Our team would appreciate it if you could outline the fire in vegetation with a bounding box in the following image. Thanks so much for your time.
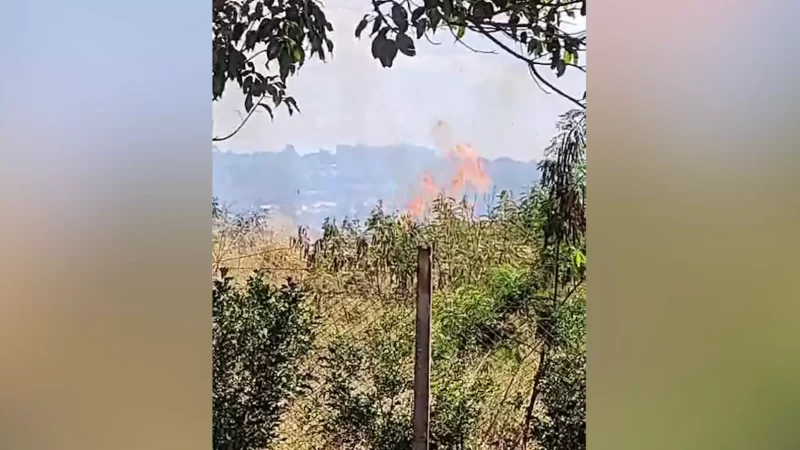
[406,143,492,218]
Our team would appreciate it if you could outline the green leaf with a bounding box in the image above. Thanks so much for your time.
[429,8,441,29]
[416,18,428,38]
[472,1,494,20]
[266,84,277,99]
[396,33,416,57]
[278,48,291,80]
[227,50,245,79]
[251,81,266,96]
[391,4,409,33]
[245,92,254,112]
[411,6,425,23]
[371,34,385,59]
[233,22,246,41]
[286,97,299,114]
[267,40,279,59]
[535,40,544,57]
[244,31,258,50]
[292,46,304,63]
[355,17,369,38]
[442,0,453,17]
[556,58,566,77]
[212,73,225,100]
[456,25,465,40]
[563,52,572,65]
[258,103,274,120]
[256,19,275,40]
[573,249,586,268]
[377,38,398,67]
[371,14,383,36]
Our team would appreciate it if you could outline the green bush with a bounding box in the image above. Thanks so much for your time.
[213,271,316,450]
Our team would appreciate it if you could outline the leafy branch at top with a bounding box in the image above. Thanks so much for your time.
[356,0,587,108]
[212,0,335,141]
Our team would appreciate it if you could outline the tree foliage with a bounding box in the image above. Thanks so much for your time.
[356,0,587,108]
[520,108,585,450]
[212,0,586,140]
[212,0,334,140]
[212,271,316,450]
[532,316,585,450]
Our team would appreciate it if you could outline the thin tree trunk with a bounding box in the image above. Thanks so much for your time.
[521,239,560,449]
[521,344,549,450]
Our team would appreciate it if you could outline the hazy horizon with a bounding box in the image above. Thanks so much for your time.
[212,142,539,164]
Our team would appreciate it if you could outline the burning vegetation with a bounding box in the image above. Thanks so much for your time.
[406,122,492,218]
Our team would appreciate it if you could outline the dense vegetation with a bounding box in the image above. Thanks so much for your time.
[213,273,316,450]
[212,110,586,449]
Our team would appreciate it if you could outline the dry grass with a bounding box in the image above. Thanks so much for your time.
[213,210,560,449]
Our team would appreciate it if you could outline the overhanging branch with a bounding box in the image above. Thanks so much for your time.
[212,93,267,142]
[471,23,586,109]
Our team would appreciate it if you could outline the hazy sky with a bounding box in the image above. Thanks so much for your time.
[212,3,586,161]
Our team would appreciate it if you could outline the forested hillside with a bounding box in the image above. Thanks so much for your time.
[212,144,539,228]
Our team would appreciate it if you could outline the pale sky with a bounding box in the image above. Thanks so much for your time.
[212,2,586,161]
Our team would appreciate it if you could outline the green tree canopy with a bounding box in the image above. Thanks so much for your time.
[212,0,334,141]
[357,0,586,108]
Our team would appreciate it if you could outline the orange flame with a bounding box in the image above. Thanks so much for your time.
[405,142,492,218]
[447,144,491,196]
[406,171,439,217]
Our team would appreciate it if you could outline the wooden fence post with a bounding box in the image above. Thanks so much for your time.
[413,245,432,450]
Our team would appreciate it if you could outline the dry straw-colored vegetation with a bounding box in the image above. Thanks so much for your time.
[212,109,586,450]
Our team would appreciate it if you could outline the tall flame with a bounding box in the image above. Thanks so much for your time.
[406,171,440,218]
[405,140,492,218]
[447,144,491,196]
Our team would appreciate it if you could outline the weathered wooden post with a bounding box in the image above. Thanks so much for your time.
[413,245,432,450]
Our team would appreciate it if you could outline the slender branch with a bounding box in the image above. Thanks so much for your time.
[473,23,585,109]
[482,19,586,41]
[521,345,549,449]
[423,33,442,45]
[527,62,552,94]
[447,25,497,54]
[245,49,268,63]
[480,342,541,447]
[556,274,585,312]
[492,0,585,17]
[530,60,586,72]
[212,92,267,142]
